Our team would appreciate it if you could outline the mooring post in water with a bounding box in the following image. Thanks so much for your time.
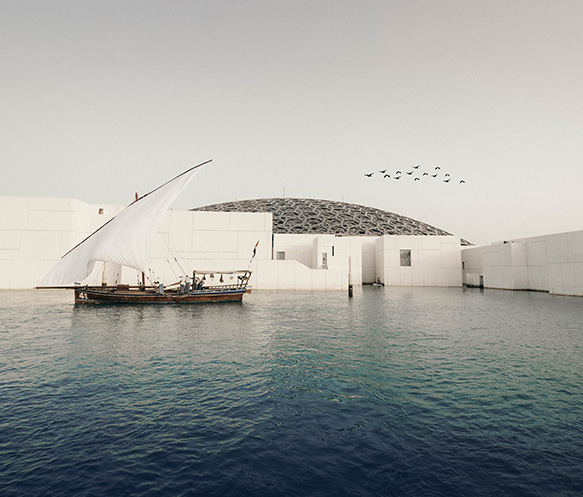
[348,256,353,297]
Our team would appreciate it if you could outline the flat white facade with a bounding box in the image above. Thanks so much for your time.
[376,235,463,287]
[0,196,274,290]
[1,196,464,290]
[0,197,123,289]
[462,230,583,297]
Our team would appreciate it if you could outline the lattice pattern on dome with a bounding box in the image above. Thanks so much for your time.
[192,198,470,243]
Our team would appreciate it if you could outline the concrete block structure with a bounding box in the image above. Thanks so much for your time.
[462,231,583,297]
[197,198,465,290]
[375,235,462,287]
[1,195,467,291]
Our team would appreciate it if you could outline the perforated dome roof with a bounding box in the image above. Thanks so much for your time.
[193,198,470,244]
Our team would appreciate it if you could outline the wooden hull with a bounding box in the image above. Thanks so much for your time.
[74,286,249,304]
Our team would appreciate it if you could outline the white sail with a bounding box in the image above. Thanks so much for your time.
[41,162,209,286]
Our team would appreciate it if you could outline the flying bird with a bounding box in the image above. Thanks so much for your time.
[414,177,420,181]
[384,174,391,178]
[413,165,420,169]
[364,172,374,177]
[395,170,402,174]
[406,171,414,175]
[394,176,401,180]
[460,180,466,183]
[445,173,450,177]
[435,166,441,170]
[431,174,438,177]
[380,169,387,173]
[423,172,429,176]
[443,179,451,183]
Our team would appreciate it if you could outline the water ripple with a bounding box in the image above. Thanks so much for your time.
[1,288,583,496]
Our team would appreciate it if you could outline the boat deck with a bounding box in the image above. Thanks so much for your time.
[75,284,250,304]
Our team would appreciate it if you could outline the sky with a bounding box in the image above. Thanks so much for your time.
[1,0,582,246]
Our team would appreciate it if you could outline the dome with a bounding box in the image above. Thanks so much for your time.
[193,198,471,244]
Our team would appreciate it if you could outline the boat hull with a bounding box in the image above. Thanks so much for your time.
[74,286,249,304]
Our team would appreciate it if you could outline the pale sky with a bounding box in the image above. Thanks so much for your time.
[2,0,582,246]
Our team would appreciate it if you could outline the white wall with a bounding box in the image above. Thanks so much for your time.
[273,233,365,286]
[272,234,317,268]
[545,231,583,296]
[139,210,273,288]
[375,235,462,287]
[0,196,122,289]
[2,195,466,292]
[253,260,346,291]
[312,235,365,285]
[0,197,273,289]
[360,237,378,284]
[461,230,583,296]
[1,196,350,291]
[482,242,528,290]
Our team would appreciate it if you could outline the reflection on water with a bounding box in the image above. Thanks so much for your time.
[1,287,582,497]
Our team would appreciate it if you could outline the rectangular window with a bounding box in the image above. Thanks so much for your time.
[400,249,411,267]
[98,208,104,215]
[322,253,328,269]
[276,251,285,260]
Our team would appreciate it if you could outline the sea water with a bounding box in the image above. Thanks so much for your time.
[1,287,582,497]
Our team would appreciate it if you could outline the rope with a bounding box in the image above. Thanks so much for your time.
[157,231,189,277]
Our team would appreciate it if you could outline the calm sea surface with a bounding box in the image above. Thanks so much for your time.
[1,287,582,497]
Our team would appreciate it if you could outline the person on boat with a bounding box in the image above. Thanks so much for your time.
[376,277,382,285]
[157,281,164,294]
[179,274,188,293]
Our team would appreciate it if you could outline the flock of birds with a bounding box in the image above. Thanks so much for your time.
[364,165,466,184]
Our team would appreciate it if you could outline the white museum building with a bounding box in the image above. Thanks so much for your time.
[2,195,582,296]
[0,196,463,291]
[461,231,583,297]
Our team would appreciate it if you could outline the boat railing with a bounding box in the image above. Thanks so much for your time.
[73,270,251,294]
[191,283,247,293]
[100,283,247,293]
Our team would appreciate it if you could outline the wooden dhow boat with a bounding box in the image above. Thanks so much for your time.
[71,270,251,304]
[39,160,254,304]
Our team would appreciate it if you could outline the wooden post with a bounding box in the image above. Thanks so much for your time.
[348,256,353,297]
